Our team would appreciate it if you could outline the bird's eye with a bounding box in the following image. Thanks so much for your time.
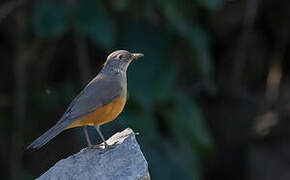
[118,54,125,60]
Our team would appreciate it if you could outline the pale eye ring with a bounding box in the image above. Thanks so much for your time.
[118,54,125,60]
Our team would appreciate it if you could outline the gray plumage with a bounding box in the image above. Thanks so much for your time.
[27,50,143,149]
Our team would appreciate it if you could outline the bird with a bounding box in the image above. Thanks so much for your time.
[27,50,144,149]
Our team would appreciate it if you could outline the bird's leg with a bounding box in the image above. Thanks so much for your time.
[94,123,117,149]
[83,126,93,148]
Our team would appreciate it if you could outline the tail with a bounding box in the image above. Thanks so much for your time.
[27,121,69,149]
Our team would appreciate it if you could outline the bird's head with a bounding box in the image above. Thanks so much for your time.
[103,50,144,72]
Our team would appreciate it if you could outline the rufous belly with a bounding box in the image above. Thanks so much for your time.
[65,96,126,129]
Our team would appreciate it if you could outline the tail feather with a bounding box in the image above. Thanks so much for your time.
[27,122,69,149]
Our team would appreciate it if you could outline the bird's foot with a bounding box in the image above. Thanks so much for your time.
[88,144,105,150]
[88,141,118,150]
[104,141,118,149]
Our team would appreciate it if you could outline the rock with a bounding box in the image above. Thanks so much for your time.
[37,128,150,180]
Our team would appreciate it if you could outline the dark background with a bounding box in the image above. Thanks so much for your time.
[1,0,290,179]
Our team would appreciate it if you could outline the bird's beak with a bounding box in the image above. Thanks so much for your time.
[132,53,144,60]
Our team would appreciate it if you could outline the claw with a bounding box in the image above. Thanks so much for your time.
[90,141,118,150]
[104,141,118,149]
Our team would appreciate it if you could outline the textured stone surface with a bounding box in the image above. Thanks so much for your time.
[37,128,150,180]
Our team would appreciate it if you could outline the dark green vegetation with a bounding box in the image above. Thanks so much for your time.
[1,0,290,179]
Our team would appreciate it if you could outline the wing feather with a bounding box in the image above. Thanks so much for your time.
[27,74,122,149]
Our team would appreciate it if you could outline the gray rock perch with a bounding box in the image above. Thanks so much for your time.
[37,128,150,180]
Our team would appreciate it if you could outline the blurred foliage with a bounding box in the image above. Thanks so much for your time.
[119,21,175,106]
[164,3,216,93]
[33,0,67,37]
[74,0,116,48]
[196,0,225,11]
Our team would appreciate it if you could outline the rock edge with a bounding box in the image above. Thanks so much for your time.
[37,128,150,180]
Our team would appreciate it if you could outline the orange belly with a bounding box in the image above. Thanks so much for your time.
[66,96,126,129]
